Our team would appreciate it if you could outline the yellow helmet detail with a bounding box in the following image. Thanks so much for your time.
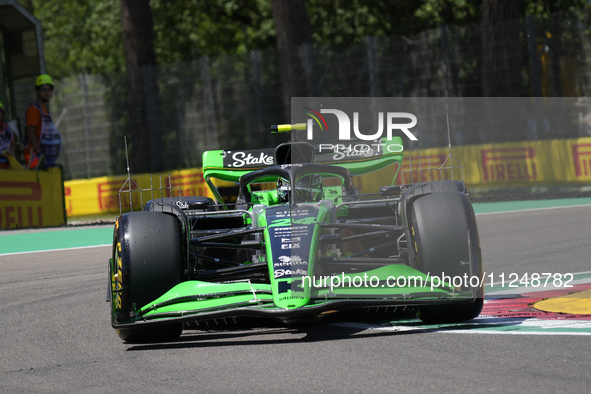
[35,74,54,88]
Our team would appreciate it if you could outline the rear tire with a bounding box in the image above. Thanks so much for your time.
[112,211,184,342]
[410,192,483,324]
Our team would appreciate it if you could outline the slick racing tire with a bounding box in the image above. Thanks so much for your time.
[407,180,467,198]
[410,191,483,324]
[112,211,184,342]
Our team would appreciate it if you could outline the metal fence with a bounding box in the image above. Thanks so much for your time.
[30,13,591,180]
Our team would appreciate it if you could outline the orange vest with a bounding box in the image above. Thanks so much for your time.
[24,101,62,164]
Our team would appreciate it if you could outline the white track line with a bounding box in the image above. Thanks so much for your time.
[0,244,110,257]
[475,203,591,215]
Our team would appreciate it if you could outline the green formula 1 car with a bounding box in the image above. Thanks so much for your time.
[108,128,483,342]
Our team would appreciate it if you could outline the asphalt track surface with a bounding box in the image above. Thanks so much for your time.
[1,202,591,393]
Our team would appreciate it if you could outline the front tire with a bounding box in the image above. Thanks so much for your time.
[410,191,483,324]
[112,211,184,342]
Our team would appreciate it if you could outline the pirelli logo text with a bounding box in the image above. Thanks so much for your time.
[572,143,591,178]
[97,171,210,213]
[98,180,142,212]
[0,181,44,228]
[396,154,448,185]
[64,186,73,215]
[481,148,537,182]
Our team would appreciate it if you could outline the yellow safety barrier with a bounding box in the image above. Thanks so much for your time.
[355,137,591,192]
[0,167,66,229]
[63,137,591,218]
[64,168,214,217]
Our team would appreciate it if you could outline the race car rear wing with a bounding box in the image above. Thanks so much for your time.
[202,136,404,182]
[202,136,403,204]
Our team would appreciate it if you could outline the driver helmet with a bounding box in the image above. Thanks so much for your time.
[295,174,323,202]
[276,172,324,203]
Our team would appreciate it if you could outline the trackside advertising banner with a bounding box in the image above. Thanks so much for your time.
[0,167,66,229]
[355,137,591,192]
[62,138,590,217]
[65,168,214,216]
